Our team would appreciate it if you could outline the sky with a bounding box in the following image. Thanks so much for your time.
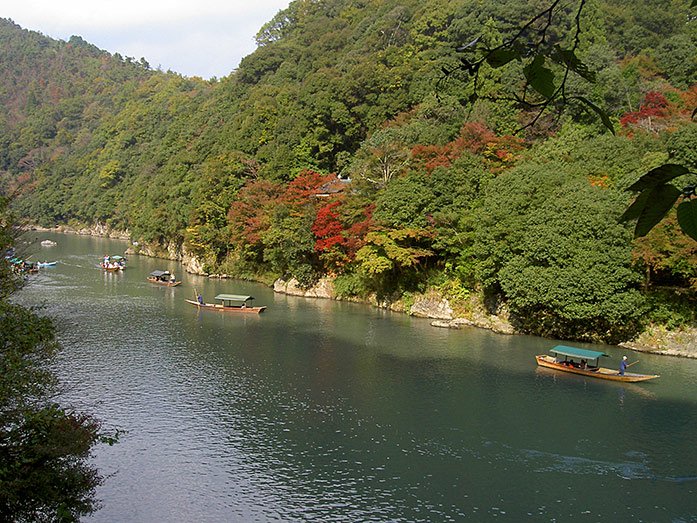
[1,0,291,79]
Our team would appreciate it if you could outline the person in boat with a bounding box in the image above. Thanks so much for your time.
[619,355,628,375]
[170,273,176,283]
[197,293,204,305]
[580,359,587,369]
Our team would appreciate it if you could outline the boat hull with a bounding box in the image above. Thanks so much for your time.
[535,355,659,382]
[185,299,266,314]
[100,265,124,271]
[147,278,181,287]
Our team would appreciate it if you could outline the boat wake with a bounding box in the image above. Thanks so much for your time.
[518,446,697,483]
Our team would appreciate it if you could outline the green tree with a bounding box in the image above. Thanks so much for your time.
[0,196,117,522]
[355,227,434,299]
[473,163,644,342]
[185,152,255,268]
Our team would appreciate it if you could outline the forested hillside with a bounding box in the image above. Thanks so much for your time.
[1,0,696,344]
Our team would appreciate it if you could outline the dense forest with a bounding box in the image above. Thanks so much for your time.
[1,0,696,344]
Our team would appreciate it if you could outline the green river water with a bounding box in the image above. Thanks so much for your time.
[14,232,697,522]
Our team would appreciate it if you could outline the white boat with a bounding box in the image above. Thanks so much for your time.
[41,240,57,246]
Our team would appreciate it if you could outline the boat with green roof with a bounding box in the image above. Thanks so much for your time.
[185,293,266,314]
[535,345,659,382]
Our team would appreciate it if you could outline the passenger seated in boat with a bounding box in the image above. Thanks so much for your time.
[197,293,204,305]
[580,359,587,369]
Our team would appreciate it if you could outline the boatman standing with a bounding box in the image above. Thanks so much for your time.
[619,355,628,375]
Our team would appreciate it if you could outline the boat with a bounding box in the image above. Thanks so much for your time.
[99,255,126,271]
[37,261,58,267]
[535,345,659,383]
[41,239,57,247]
[8,257,39,274]
[147,270,181,287]
[185,293,266,314]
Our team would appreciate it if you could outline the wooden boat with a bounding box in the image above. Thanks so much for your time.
[99,255,126,271]
[9,258,39,274]
[100,264,123,271]
[535,345,659,383]
[147,270,181,287]
[185,293,266,314]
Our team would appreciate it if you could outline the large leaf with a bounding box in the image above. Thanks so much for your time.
[523,55,555,99]
[633,184,682,238]
[551,46,596,82]
[575,96,615,134]
[677,199,697,241]
[486,48,520,68]
[627,164,690,192]
[619,190,651,222]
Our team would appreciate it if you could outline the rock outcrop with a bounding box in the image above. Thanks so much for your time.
[273,277,336,299]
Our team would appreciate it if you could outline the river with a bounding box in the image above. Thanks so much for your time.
[15,232,697,522]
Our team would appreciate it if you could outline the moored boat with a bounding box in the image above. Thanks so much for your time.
[185,293,266,314]
[8,257,39,274]
[147,270,181,286]
[535,345,659,383]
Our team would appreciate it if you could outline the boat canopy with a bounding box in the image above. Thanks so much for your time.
[110,255,125,260]
[150,270,170,277]
[550,345,608,360]
[215,294,254,302]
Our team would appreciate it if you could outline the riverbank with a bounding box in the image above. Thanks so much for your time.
[273,278,697,359]
[26,225,697,358]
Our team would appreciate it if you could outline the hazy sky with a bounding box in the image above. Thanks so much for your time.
[2,0,291,79]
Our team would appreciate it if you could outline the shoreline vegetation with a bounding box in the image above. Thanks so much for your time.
[5,5,696,363]
[27,224,697,359]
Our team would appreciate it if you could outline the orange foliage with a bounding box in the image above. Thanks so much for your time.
[282,170,336,206]
[411,122,525,174]
[588,174,610,188]
[227,179,283,246]
[680,85,697,112]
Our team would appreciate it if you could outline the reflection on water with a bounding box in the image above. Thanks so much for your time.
[15,232,697,522]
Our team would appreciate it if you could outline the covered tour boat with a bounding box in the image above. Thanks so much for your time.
[535,345,659,383]
[147,270,181,286]
[185,293,266,314]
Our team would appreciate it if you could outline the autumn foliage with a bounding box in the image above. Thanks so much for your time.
[620,91,671,128]
[228,179,283,247]
[411,122,525,174]
[312,201,346,252]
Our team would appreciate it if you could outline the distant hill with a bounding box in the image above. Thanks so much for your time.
[1,2,694,234]
[0,2,695,344]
